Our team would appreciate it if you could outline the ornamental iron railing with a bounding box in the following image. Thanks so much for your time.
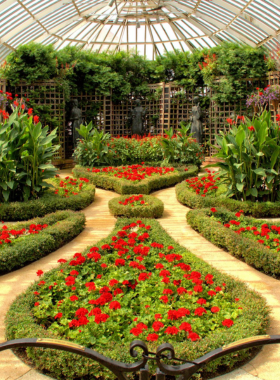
[1,335,280,379]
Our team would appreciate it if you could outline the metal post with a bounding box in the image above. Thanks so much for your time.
[156,368,166,380]
[140,365,149,380]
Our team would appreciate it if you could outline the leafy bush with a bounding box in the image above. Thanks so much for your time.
[187,207,280,277]
[0,177,95,221]
[0,210,85,274]
[73,165,198,195]
[108,194,164,218]
[6,218,269,380]
[215,111,280,202]
[0,97,59,202]
[74,123,204,168]
[175,180,280,218]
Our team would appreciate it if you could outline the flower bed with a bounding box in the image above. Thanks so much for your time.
[0,176,95,221]
[6,218,268,379]
[176,176,280,218]
[187,207,280,276]
[0,210,85,274]
[73,164,198,195]
[108,194,164,218]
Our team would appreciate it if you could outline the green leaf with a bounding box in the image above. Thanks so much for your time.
[2,190,10,202]
[253,168,266,176]
[251,188,258,197]
[235,128,246,147]
[236,183,244,192]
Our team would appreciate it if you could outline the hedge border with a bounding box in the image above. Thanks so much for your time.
[187,207,280,277]
[6,218,268,380]
[73,165,198,195]
[0,183,95,221]
[176,180,280,218]
[0,210,86,274]
[108,195,164,218]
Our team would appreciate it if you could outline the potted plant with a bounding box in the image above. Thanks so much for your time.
[246,88,266,113]
[263,84,280,110]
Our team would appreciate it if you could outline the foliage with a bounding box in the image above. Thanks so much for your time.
[73,165,198,195]
[0,99,59,202]
[1,42,271,105]
[74,123,204,167]
[187,207,280,277]
[175,180,280,218]
[108,194,164,218]
[215,111,280,202]
[6,218,269,380]
[0,177,95,221]
[0,210,85,274]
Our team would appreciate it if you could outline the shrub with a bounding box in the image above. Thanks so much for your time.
[0,94,59,202]
[73,165,198,195]
[0,177,95,221]
[215,111,280,202]
[187,207,280,276]
[0,210,85,274]
[108,194,164,218]
[176,180,280,218]
[6,218,268,380]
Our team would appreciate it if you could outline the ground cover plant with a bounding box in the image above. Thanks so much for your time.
[187,207,280,277]
[6,218,268,380]
[73,164,198,195]
[108,194,164,218]
[0,210,85,274]
[0,176,95,221]
[176,169,280,218]
[74,122,204,168]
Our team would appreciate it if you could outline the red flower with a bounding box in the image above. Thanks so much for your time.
[152,321,164,332]
[155,314,162,320]
[27,108,33,115]
[34,302,39,306]
[211,306,220,313]
[160,295,169,304]
[165,326,179,335]
[55,312,63,319]
[147,333,159,341]
[210,207,217,213]
[95,313,109,324]
[248,126,255,132]
[197,298,207,305]
[222,319,234,328]
[194,307,207,316]
[109,301,121,310]
[188,332,200,341]
[70,295,79,302]
[36,270,43,276]
[115,259,125,266]
[130,327,143,336]
[34,115,40,124]
[101,263,107,268]
[179,322,192,332]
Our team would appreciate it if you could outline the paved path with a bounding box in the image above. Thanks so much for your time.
[1,176,280,379]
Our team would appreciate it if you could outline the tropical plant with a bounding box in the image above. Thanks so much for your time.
[74,122,113,166]
[0,98,59,202]
[215,110,280,202]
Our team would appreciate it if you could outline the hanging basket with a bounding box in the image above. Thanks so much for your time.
[271,99,279,110]
[252,105,259,114]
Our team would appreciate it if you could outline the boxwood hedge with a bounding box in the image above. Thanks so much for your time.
[108,195,164,218]
[6,218,268,380]
[187,207,280,277]
[73,165,198,195]
[0,210,85,274]
[176,181,280,218]
[0,182,95,221]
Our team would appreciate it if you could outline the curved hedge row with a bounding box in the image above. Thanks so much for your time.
[176,181,280,218]
[108,195,164,218]
[6,218,268,380]
[187,207,280,277]
[0,182,95,221]
[0,210,85,274]
[73,165,198,195]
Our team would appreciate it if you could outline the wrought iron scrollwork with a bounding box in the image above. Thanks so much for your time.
[1,335,280,379]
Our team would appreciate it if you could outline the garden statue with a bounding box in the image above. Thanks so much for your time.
[128,99,147,135]
[190,96,203,144]
[70,99,83,148]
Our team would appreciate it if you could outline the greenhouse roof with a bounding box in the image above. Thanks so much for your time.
[0,0,280,61]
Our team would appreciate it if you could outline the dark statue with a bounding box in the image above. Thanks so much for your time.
[190,96,203,144]
[128,99,147,135]
[70,99,83,148]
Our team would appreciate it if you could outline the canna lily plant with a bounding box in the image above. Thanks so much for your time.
[215,110,280,202]
[0,96,59,202]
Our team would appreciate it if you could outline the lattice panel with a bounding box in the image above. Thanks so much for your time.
[268,71,280,123]
[9,81,65,160]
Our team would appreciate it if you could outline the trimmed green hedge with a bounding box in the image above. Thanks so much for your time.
[0,182,95,221]
[187,207,280,277]
[108,195,164,218]
[176,181,280,218]
[73,165,198,195]
[0,210,85,274]
[6,218,268,380]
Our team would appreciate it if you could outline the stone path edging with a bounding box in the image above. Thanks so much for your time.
[0,173,280,380]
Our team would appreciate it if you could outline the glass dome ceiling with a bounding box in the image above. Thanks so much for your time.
[0,0,280,62]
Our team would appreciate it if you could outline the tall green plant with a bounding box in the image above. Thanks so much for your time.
[0,104,59,202]
[215,111,280,202]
